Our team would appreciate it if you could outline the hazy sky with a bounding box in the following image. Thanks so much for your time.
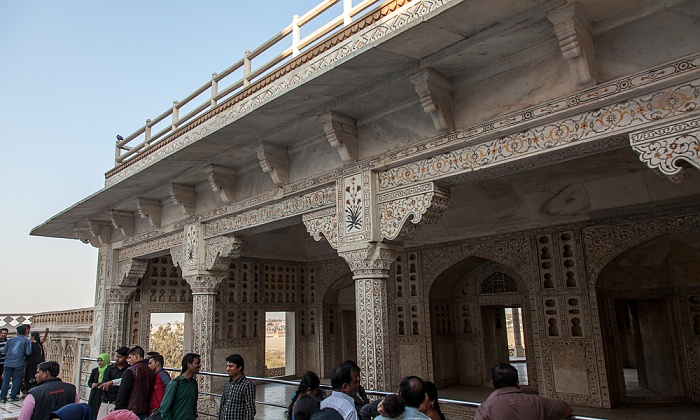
[0,0,330,313]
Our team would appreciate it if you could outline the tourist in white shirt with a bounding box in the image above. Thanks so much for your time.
[320,364,360,420]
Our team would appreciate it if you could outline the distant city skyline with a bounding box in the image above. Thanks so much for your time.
[0,0,325,313]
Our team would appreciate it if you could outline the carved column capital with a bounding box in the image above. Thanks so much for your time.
[116,258,149,287]
[184,273,226,295]
[339,242,403,279]
[630,115,700,183]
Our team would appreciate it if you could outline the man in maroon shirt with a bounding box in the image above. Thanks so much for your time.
[476,363,573,420]
[115,346,156,420]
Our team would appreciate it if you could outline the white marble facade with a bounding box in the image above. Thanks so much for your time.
[35,0,700,411]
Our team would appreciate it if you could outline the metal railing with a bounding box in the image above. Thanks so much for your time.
[79,357,605,419]
[113,0,384,168]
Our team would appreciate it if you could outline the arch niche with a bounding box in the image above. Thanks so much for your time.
[596,233,700,405]
[320,271,356,378]
[428,256,535,390]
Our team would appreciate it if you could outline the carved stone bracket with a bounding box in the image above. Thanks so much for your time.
[630,115,700,183]
[378,182,450,241]
[136,198,162,228]
[201,235,243,271]
[257,142,289,186]
[116,258,149,287]
[303,207,339,249]
[322,111,358,162]
[547,3,597,89]
[75,220,111,247]
[110,210,134,237]
[170,246,185,269]
[169,183,196,216]
[339,242,403,279]
[409,68,454,132]
[106,286,137,303]
[205,165,236,204]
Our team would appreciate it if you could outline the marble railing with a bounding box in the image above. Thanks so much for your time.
[31,308,94,395]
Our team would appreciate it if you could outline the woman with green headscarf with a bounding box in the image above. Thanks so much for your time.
[88,353,110,420]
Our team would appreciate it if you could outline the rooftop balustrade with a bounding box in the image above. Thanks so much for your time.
[112,0,383,170]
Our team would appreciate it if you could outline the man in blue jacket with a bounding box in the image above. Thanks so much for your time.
[0,324,32,402]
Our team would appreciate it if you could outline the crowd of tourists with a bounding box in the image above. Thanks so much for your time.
[1,322,573,420]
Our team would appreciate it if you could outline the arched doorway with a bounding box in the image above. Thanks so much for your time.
[321,272,356,377]
[597,233,700,404]
[429,257,534,390]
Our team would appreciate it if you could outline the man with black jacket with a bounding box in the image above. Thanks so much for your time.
[99,346,129,420]
[17,361,77,420]
[115,345,156,420]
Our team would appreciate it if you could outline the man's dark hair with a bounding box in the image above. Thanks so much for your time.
[38,361,60,377]
[148,352,165,368]
[382,394,406,418]
[226,354,245,372]
[115,346,129,356]
[0,328,8,333]
[16,325,27,336]
[310,408,344,420]
[340,360,360,372]
[330,364,354,390]
[182,353,200,372]
[399,376,426,408]
[128,345,145,358]
[491,363,519,389]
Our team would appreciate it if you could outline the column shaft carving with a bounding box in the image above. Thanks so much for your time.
[340,243,401,390]
[185,274,225,393]
[103,287,136,353]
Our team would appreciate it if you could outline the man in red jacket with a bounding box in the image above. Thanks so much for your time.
[115,346,156,420]
[146,352,171,412]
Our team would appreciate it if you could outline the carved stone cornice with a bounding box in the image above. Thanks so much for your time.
[136,198,162,228]
[547,2,597,89]
[201,234,242,271]
[409,68,454,132]
[184,273,226,294]
[322,111,358,162]
[170,183,196,216]
[257,142,289,186]
[339,242,403,278]
[205,165,236,204]
[109,210,135,237]
[106,286,137,303]
[116,258,149,287]
[378,182,450,241]
[630,115,700,183]
[303,208,339,249]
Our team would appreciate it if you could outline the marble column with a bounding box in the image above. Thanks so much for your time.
[341,243,401,391]
[184,273,225,393]
[103,287,136,352]
[512,308,525,357]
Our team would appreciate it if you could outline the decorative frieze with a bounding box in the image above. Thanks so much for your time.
[118,232,183,261]
[380,79,700,190]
